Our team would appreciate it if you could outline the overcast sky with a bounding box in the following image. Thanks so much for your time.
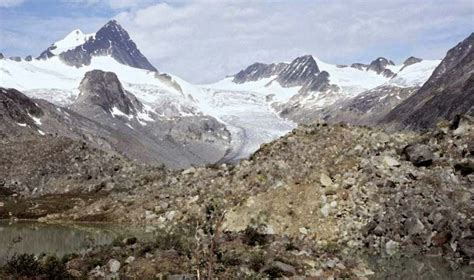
[1,0,473,83]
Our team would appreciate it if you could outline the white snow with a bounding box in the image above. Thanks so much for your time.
[206,76,300,104]
[49,29,95,55]
[389,60,440,87]
[314,57,388,96]
[110,107,132,120]
[38,129,45,135]
[16,123,27,127]
[28,113,42,125]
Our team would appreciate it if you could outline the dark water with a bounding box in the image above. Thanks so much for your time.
[0,220,155,264]
[366,254,474,280]
[0,221,473,279]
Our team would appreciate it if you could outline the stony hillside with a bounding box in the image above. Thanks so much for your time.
[1,114,468,278]
[383,33,474,130]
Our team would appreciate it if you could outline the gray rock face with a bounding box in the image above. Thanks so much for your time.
[403,56,423,67]
[300,70,330,92]
[24,55,33,62]
[74,70,139,116]
[232,62,287,83]
[276,55,320,87]
[44,20,157,71]
[0,53,3,59]
[382,68,396,78]
[233,55,329,94]
[0,88,44,137]
[320,85,419,126]
[367,57,395,74]
[9,56,21,62]
[383,33,474,130]
[351,63,368,70]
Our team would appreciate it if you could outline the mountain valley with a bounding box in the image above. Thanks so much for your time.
[0,17,473,279]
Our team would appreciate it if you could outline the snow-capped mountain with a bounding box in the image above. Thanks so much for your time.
[38,29,94,59]
[210,54,441,124]
[39,20,156,71]
[0,20,294,166]
[1,19,457,167]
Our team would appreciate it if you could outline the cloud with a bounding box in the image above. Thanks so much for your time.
[1,0,472,83]
[62,0,153,9]
[114,0,473,83]
[0,0,24,8]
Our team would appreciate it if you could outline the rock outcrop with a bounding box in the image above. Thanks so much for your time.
[383,33,474,130]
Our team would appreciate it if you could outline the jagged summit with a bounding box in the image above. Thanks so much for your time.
[403,56,423,66]
[231,55,322,89]
[233,62,286,83]
[38,20,157,72]
[367,57,395,76]
[276,55,320,87]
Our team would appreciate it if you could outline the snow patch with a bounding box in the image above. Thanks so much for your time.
[28,113,42,125]
[110,107,133,120]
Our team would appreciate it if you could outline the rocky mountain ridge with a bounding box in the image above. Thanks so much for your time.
[383,33,474,130]
[39,20,157,71]
[0,70,231,170]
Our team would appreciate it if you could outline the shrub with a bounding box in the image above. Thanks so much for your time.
[242,226,267,246]
[4,254,42,277]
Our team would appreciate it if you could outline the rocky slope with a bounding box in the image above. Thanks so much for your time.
[1,114,468,278]
[1,81,231,170]
[0,88,44,137]
[318,85,419,126]
[383,33,474,130]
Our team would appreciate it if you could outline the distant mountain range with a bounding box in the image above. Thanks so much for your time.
[0,20,472,167]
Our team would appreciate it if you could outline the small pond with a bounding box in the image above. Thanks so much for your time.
[0,220,155,264]
[0,221,473,279]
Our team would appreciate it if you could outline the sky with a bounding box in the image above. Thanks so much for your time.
[0,0,473,83]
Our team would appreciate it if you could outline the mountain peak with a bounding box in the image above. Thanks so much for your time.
[38,20,157,72]
[276,55,320,87]
[97,19,128,38]
[367,57,395,75]
[403,56,423,66]
[232,62,286,83]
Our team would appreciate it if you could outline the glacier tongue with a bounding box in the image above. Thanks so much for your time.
[197,88,296,162]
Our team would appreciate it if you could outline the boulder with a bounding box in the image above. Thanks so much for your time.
[459,237,474,258]
[454,161,474,176]
[320,173,333,187]
[107,259,121,273]
[402,144,434,167]
[383,156,400,167]
[261,261,296,277]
